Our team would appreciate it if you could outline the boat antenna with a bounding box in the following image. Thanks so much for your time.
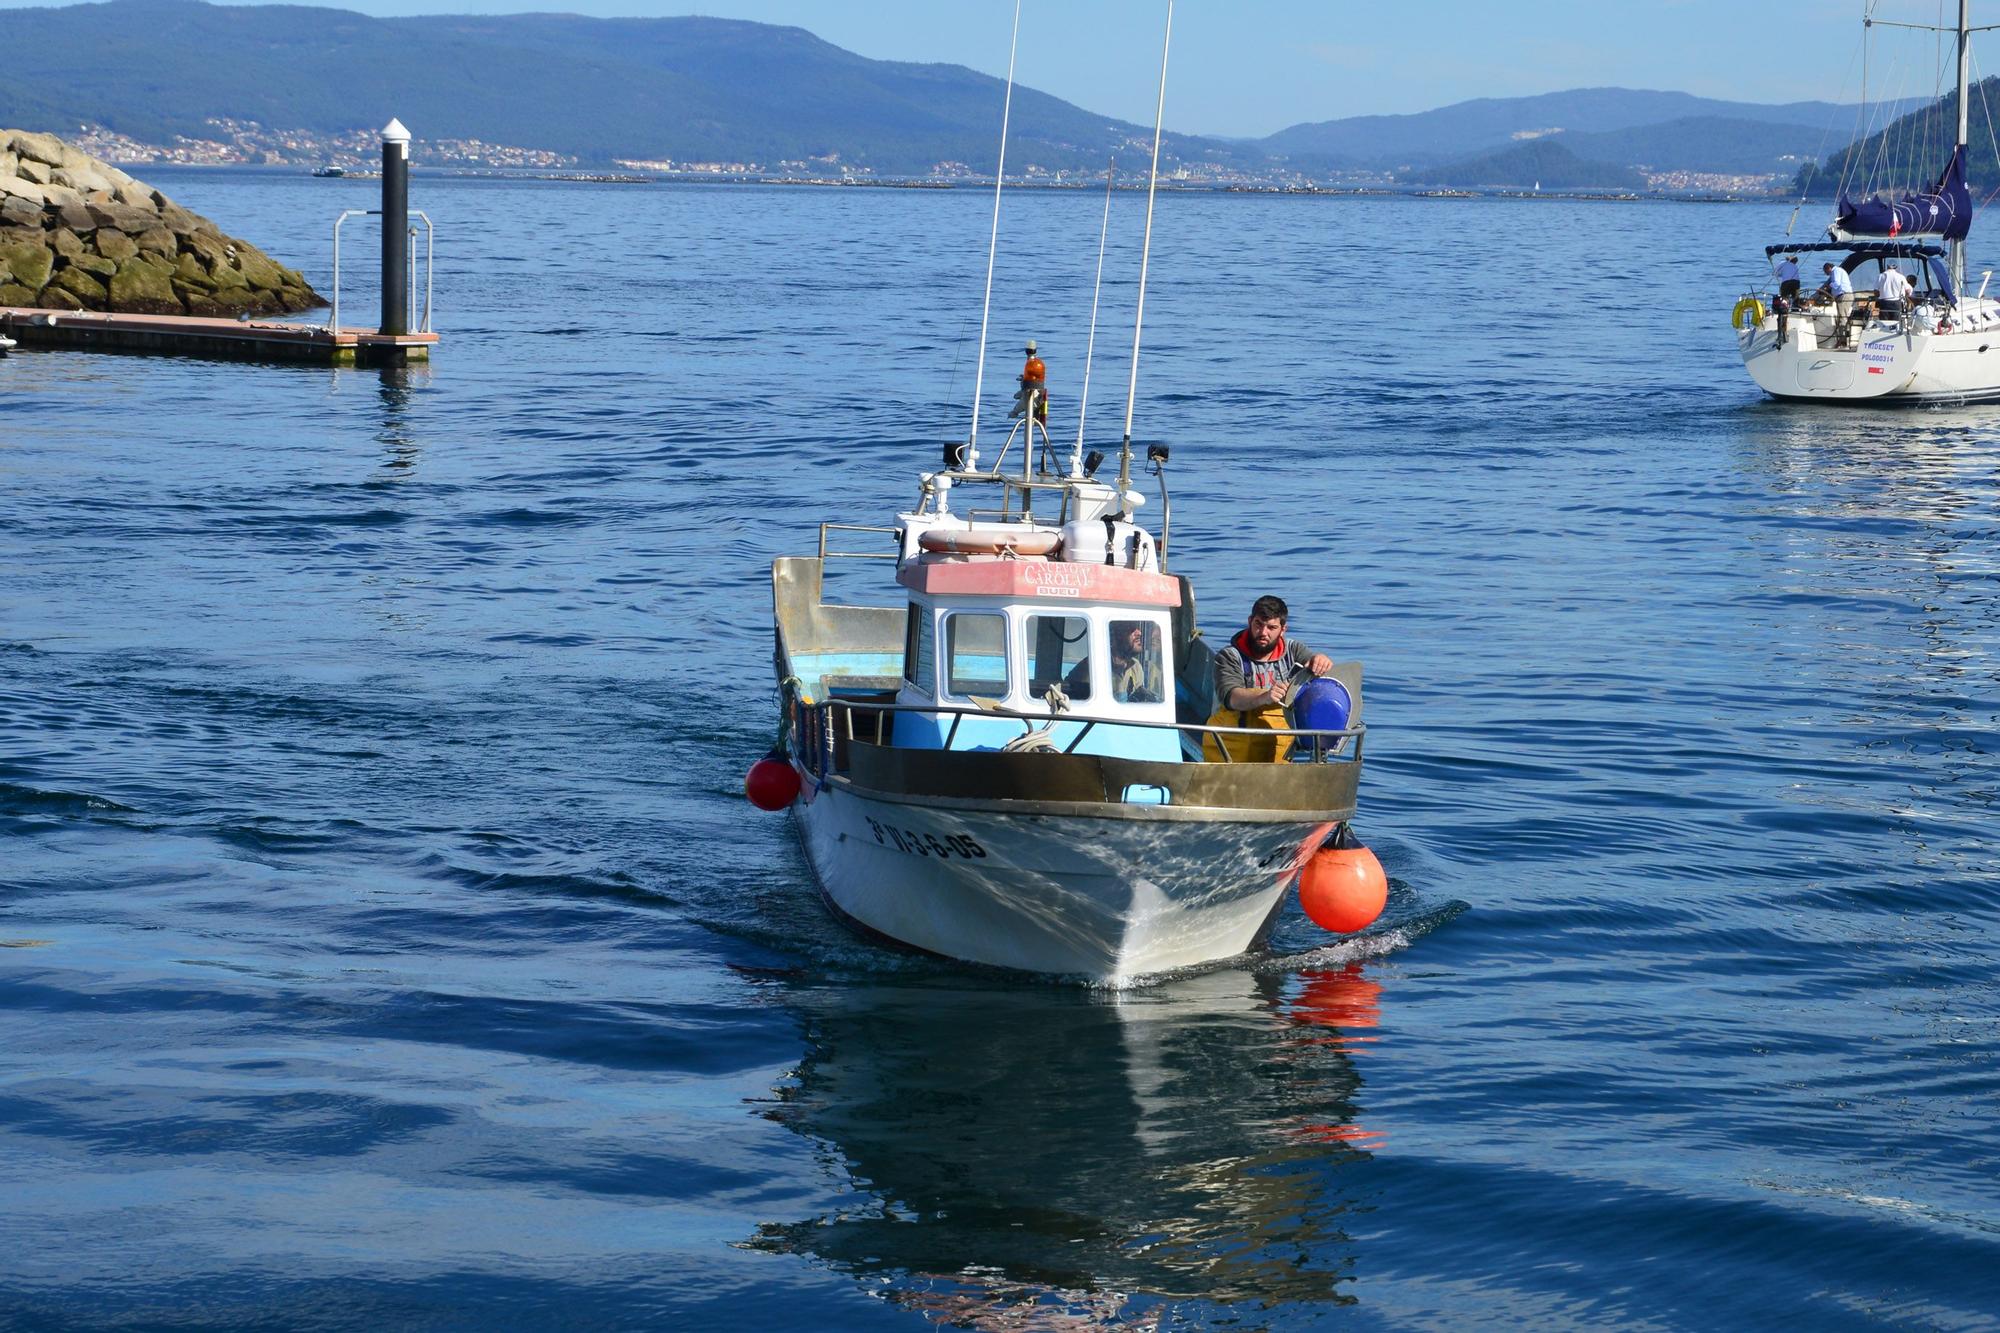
[1118,0,1173,513]
[965,0,1024,471]
[1071,156,1115,476]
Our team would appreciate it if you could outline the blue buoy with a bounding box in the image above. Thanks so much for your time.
[1292,677,1351,733]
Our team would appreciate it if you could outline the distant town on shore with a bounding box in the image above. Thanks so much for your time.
[7,0,1995,198]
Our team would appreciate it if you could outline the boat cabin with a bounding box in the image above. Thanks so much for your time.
[891,551,1184,763]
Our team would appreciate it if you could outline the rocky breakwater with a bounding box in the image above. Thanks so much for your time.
[0,129,321,317]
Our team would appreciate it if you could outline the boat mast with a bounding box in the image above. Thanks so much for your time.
[965,0,1024,469]
[1956,0,1971,296]
[1118,0,1174,512]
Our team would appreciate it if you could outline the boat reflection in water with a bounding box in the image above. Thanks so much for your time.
[743,963,1386,1324]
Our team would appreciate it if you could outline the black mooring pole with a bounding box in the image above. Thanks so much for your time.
[380,118,410,337]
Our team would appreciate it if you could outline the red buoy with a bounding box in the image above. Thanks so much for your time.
[744,756,801,811]
[1299,846,1387,933]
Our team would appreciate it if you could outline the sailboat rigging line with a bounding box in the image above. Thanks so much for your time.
[965,0,1024,465]
[1800,34,1862,209]
[940,312,974,439]
[1118,0,1173,510]
[1975,52,2000,220]
[1072,157,1115,477]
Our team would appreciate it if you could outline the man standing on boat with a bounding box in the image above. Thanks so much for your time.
[1820,262,1855,346]
[1774,253,1801,346]
[1775,253,1802,303]
[1010,339,1049,425]
[1877,263,1913,326]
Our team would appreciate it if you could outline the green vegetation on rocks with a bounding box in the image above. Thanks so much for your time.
[0,127,322,316]
[2,240,52,289]
[51,265,107,302]
[108,254,177,312]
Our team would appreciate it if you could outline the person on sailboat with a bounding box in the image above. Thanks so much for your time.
[1877,263,1913,325]
[1775,254,1802,302]
[1820,262,1855,346]
[1773,254,1802,346]
[1009,339,1049,425]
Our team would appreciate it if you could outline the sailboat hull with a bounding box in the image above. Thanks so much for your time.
[1739,313,2000,404]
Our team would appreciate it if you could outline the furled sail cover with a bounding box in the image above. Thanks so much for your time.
[1837,145,1973,240]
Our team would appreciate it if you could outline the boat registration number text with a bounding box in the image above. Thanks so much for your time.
[866,817,987,860]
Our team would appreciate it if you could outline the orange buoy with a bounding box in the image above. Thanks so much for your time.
[1299,845,1387,933]
[745,756,801,811]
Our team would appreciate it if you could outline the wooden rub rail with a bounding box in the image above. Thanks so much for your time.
[0,306,437,366]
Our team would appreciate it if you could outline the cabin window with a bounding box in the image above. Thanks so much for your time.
[1107,619,1166,704]
[903,604,934,690]
[944,612,1009,699]
[1026,614,1092,701]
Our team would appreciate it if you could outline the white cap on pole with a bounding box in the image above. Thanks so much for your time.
[381,118,411,145]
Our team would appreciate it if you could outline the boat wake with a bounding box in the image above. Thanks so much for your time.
[1255,899,1469,974]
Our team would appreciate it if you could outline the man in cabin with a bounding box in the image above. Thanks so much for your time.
[1010,339,1049,425]
[1774,253,1802,346]
[1110,621,1164,703]
[1820,262,1855,346]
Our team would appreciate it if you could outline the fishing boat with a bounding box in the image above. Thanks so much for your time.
[1737,1,2000,404]
[750,1,1386,982]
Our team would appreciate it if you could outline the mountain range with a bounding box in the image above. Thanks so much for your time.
[0,0,1927,186]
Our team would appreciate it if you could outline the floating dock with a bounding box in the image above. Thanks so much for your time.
[1,119,438,370]
[0,307,435,367]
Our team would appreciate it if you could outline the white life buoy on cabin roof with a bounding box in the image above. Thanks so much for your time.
[917,526,1061,556]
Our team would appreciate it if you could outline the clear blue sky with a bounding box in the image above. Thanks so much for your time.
[0,0,1966,137]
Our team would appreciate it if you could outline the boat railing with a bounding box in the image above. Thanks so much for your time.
[818,696,1364,766]
[924,468,1106,526]
[818,523,899,562]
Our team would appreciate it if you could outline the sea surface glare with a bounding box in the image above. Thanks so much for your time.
[3,172,1999,1329]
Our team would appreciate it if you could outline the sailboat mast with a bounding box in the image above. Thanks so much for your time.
[1956,0,1970,294]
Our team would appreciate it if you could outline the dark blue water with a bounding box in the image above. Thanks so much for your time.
[4,171,1999,1328]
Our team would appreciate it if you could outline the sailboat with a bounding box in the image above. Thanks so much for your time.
[749,2,1389,981]
[1738,0,2000,404]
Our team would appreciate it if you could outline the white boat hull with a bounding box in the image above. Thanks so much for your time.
[1739,306,2000,404]
[792,777,1334,981]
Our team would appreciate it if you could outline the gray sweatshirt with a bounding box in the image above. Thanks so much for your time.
[1212,635,1316,711]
